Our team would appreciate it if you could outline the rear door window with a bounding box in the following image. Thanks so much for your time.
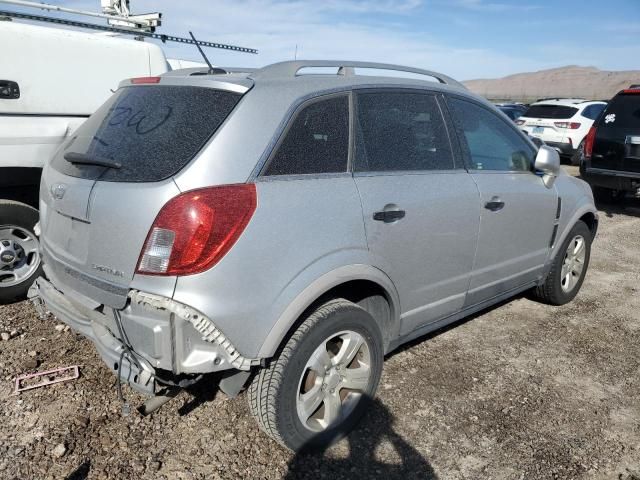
[52,86,242,182]
[449,97,535,172]
[581,104,606,120]
[354,91,454,172]
[523,104,578,119]
[263,95,349,176]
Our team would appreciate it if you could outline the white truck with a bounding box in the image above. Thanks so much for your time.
[0,19,169,302]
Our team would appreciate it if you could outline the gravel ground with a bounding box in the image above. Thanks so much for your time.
[1,167,639,480]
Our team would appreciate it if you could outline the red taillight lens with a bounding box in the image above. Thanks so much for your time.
[584,126,597,159]
[622,89,640,94]
[554,122,581,129]
[131,76,161,84]
[137,184,257,276]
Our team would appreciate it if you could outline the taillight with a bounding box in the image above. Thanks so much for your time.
[137,184,257,276]
[515,119,525,126]
[584,126,597,159]
[554,122,581,129]
[131,76,161,84]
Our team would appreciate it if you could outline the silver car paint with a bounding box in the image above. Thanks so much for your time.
[36,64,598,382]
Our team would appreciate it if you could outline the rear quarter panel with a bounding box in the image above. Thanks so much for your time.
[172,176,370,358]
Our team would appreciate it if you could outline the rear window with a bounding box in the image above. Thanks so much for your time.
[598,94,640,129]
[52,86,242,182]
[523,104,578,119]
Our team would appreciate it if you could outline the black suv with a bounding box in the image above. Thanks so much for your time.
[581,86,640,201]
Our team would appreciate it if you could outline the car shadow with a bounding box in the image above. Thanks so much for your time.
[285,396,437,480]
[594,196,640,219]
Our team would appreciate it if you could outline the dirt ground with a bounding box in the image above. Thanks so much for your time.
[1,166,639,480]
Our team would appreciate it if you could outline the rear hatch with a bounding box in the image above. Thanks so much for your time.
[591,91,640,173]
[40,82,244,308]
[519,104,578,144]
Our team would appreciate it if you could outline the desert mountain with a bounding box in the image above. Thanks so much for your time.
[463,66,640,103]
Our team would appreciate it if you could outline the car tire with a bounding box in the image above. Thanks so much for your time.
[247,298,384,452]
[570,139,584,166]
[532,220,592,306]
[0,201,42,304]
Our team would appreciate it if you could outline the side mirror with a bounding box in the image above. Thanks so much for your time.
[534,145,560,188]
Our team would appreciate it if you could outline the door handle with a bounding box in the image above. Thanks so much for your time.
[484,198,505,212]
[0,80,20,99]
[373,209,406,223]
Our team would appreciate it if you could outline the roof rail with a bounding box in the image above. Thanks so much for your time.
[252,60,465,89]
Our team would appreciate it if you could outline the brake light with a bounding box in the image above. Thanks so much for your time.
[584,126,597,159]
[131,76,161,84]
[515,119,525,126]
[554,122,581,129]
[137,184,257,276]
[622,89,640,94]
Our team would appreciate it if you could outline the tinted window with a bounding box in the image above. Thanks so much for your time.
[449,98,534,171]
[354,92,453,172]
[523,104,578,119]
[581,104,606,120]
[599,94,640,129]
[264,96,349,176]
[52,86,241,182]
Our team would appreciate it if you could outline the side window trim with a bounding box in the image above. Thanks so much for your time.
[445,93,537,174]
[258,91,352,178]
[352,87,457,174]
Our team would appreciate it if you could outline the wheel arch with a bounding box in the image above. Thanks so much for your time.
[257,265,401,358]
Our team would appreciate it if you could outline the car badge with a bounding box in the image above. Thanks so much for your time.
[51,183,67,200]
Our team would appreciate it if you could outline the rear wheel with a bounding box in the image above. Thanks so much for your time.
[247,298,383,451]
[570,139,584,166]
[532,220,591,305]
[591,186,624,204]
[0,201,42,304]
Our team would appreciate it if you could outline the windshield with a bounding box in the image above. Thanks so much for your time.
[51,85,242,182]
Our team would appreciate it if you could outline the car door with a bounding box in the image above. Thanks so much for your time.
[446,96,558,307]
[352,90,481,336]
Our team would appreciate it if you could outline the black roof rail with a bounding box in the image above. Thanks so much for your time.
[252,60,466,89]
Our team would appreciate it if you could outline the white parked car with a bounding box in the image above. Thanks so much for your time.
[517,99,607,164]
[0,20,169,303]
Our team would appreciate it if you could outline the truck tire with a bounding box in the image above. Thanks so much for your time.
[532,220,592,306]
[0,201,42,304]
[247,298,383,451]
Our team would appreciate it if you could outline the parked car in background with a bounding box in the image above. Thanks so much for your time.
[32,60,597,451]
[0,20,169,303]
[580,86,640,202]
[517,99,607,165]
[496,103,527,122]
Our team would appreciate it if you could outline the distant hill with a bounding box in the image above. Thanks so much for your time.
[463,66,640,103]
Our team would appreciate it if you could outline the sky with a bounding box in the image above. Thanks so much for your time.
[8,0,640,80]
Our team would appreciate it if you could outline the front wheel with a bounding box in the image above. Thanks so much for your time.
[532,220,592,305]
[247,298,383,451]
[0,201,42,304]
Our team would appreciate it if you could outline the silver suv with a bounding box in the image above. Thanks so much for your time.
[32,61,598,451]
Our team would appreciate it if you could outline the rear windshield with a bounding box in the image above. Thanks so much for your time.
[598,93,640,129]
[52,86,242,182]
[523,104,578,119]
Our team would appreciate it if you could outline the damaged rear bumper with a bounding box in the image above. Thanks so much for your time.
[31,276,260,395]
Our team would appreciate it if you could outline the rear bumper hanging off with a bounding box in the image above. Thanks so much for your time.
[30,276,260,395]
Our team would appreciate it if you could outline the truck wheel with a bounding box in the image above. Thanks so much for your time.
[591,186,623,204]
[0,201,42,304]
[532,220,591,306]
[248,298,383,451]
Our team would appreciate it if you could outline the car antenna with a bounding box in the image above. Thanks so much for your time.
[189,31,216,74]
